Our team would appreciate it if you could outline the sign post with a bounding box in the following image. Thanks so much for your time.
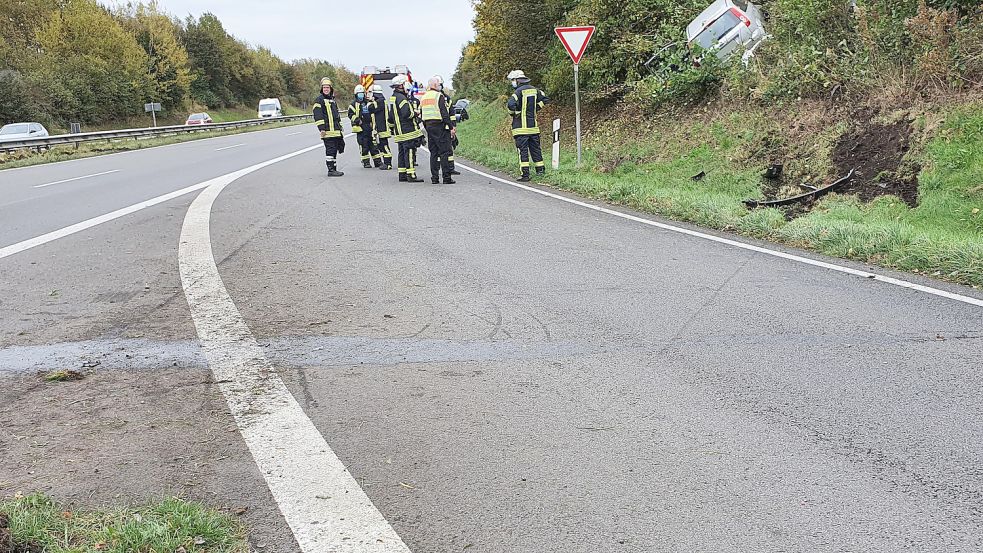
[144,102,162,127]
[555,26,595,168]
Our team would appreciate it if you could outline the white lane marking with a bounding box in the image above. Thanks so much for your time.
[0,141,336,259]
[32,170,120,188]
[179,137,408,552]
[285,131,304,136]
[215,143,246,151]
[446,153,983,309]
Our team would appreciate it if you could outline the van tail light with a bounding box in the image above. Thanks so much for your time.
[730,7,751,27]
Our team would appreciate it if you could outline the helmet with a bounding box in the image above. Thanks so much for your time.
[354,84,366,94]
[391,75,407,88]
[429,75,444,90]
[371,84,383,94]
[507,70,526,81]
[319,77,333,88]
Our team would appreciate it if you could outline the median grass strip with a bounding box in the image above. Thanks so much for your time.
[0,118,312,171]
[456,101,983,288]
[0,493,247,553]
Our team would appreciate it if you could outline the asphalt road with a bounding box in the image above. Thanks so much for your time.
[1,123,982,552]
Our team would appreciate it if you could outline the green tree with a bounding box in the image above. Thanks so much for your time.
[116,1,194,113]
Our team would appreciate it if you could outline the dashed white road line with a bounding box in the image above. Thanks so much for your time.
[439,151,983,309]
[285,131,304,136]
[179,137,408,552]
[32,169,120,188]
[215,143,246,151]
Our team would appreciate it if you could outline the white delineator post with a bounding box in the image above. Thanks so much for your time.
[552,118,560,169]
[554,26,596,169]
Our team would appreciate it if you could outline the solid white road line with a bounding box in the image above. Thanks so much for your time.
[285,131,304,136]
[179,137,409,552]
[215,143,246,151]
[32,169,120,188]
[443,152,983,309]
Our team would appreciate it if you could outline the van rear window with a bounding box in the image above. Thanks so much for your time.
[260,104,277,110]
[692,11,741,49]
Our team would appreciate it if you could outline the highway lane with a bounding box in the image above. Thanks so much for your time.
[1,133,982,552]
[0,123,322,248]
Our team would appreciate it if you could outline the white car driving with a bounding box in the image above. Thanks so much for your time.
[0,122,49,142]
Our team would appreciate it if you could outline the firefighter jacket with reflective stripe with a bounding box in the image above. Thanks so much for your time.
[420,90,452,128]
[507,84,548,136]
[387,91,424,143]
[348,98,380,133]
[313,94,342,138]
[371,93,390,137]
[442,91,457,127]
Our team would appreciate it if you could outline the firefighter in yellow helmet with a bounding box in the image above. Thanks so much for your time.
[420,75,456,184]
[387,75,425,183]
[348,84,383,169]
[506,70,549,182]
[313,77,345,177]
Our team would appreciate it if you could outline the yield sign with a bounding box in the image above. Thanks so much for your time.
[555,26,596,65]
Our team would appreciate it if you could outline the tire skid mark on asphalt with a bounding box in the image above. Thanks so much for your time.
[179,137,411,552]
[424,146,983,309]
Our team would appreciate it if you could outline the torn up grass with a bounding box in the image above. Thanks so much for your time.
[456,101,983,287]
[0,493,247,553]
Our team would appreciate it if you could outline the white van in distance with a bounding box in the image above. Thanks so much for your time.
[258,98,282,118]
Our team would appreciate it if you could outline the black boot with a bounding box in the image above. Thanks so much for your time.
[326,162,344,177]
[517,173,531,182]
[406,173,424,183]
[443,176,456,184]
[431,177,440,184]
[373,158,383,168]
[398,173,408,182]
[384,162,393,170]
[536,168,546,176]
[362,160,372,169]
[449,169,461,175]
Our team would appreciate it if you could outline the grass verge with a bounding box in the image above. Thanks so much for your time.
[456,101,983,288]
[0,493,246,553]
[1,114,311,171]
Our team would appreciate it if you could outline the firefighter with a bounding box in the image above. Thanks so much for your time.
[506,70,549,182]
[387,75,425,183]
[348,85,382,168]
[370,84,392,170]
[313,77,344,177]
[420,75,456,184]
[442,88,461,175]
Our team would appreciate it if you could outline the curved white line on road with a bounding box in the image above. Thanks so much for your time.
[439,151,983,309]
[178,138,410,552]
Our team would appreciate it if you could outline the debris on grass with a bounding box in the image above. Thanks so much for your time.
[41,370,85,383]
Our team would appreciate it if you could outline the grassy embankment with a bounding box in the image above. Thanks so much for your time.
[0,104,312,171]
[456,101,983,288]
[0,493,247,552]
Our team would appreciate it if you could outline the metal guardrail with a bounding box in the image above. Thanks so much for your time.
[0,114,313,154]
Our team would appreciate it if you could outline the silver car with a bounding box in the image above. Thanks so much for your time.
[0,122,49,142]
[686,0,768,64]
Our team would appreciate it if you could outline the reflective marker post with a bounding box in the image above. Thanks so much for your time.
[552,118,561,169]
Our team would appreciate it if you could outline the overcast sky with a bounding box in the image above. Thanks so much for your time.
[114,1,477,86]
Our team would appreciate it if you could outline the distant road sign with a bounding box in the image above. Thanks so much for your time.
[555,26,596,65]
[144,103,162,113]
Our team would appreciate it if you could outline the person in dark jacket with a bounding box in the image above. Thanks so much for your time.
[420,75,456,184]
[313,77,345,177]
[387,75,424,183]
[370,84,392,170]
[506,69,549,182]
[348,85,382,169]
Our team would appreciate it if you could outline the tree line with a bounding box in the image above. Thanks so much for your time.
[454,0,983,109]
[0,0,357,129]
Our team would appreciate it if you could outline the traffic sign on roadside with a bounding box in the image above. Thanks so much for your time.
[555,26,596,167]
[555,26,595,65]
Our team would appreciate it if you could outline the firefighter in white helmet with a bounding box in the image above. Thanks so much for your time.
[506,69,549,181]
[370,84,392,170]
[348,84,382,168]
[387,75,425,182]
[420,75,456,184]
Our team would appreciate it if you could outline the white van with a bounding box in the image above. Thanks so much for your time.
[258,98,282,118]
[686,0,768,64]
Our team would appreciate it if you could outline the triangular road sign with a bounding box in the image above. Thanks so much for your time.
[555,26,596,65]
